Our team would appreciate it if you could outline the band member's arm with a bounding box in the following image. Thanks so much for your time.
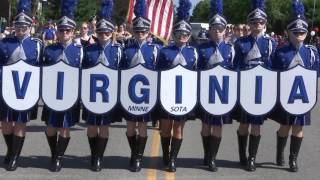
[233,41,243,70]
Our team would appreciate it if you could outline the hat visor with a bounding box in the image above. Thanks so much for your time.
[58,25,74,30]
[96,28,114,33]
[210,24,226,29]
[174,30,191,36]
[133,27,150,32]
[289,28,308,33]
[14,22,31,27]
[249,17,267,23]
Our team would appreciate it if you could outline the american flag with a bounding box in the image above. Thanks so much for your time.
[127,0,174,42]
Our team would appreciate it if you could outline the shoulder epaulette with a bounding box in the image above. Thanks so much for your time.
[306,44,318,52]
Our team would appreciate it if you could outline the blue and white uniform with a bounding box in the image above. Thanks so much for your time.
[120,40,160,122]
[41,41,83,128]
[82,41,122,125]
[271,43,319,126]
[0,35,42,122]
[233,34,277,124]
[197,41,234,125]
[156,44,198,121]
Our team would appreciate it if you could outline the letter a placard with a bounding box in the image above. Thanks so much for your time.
[280,65,317,115]
[120,64,158,116]
[2,60,40,111]
[42,61,79,111]
[160,65,197,116]
[81,63,118,114]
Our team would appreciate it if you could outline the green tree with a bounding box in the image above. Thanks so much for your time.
[191,0,320,34]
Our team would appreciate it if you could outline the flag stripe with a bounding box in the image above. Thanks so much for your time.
[150,0,160,33]
[164,1,173,40]
[157,0,167,36]
[127,0,173,42]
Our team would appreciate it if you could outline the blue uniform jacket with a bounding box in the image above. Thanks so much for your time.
[82,41,122,125]
[197,41,234,70]
[233,34,277,124]
[0,35,42,122]
[155,43,198,121]
[119,40,160,122]
[233,34,277,70]
[156,44,198,70]
[120,40,159,70]
[270,42,319,126]
[41,41,83,128]
[197,40,235,125]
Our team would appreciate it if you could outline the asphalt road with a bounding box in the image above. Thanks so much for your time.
[0,101,319,180]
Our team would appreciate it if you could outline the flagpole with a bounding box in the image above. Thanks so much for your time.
[311,0,317,30]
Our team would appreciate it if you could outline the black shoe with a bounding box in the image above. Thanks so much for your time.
[126,134,137,167]
[51,136,70,172]
[246,135,261,172]
[131,136,147,172]
[88,136,97,168]
[92,137,108,172]
[207,136,221,172]
[168,138,182,172]
[201,136,210,166]
[276,132,288,166]
[46,133,57,163]
[237,131,248,166]
[289,136,302,172]
[6,135,25,171]
[161,136,171,166]
[3,134,13,165]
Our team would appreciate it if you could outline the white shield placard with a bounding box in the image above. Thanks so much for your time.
[200,65,238,115]
[240,65,278,116]
[120,64,158,115]
[81,63,118,114]
[280,65,317,115]
[2,60,40,111]
[42,61,79,111]
[160,65,198,116]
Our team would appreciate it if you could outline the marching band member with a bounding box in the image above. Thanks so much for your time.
[271,0,319,172]
[156,0,198,172]
[82,0,122,172]
[197,0,234,172]
[41,0,81,172]
[233,0,277,171]
[0,0,43,171]
[119,0,160,172]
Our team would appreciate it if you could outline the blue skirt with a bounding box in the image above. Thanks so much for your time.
[0,99,38,123]
[42,103,80,128]
[231,104,266,125]
[201,114,233,126]
[82,106,122,126]
[269,104,311,126]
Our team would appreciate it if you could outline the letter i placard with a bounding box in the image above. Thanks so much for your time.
[160,65,197,116]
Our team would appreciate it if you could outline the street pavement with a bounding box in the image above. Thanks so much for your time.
[0,100,319,180]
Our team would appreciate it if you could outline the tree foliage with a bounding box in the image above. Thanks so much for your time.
[191,0,320,34]
[40,0,129,26]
